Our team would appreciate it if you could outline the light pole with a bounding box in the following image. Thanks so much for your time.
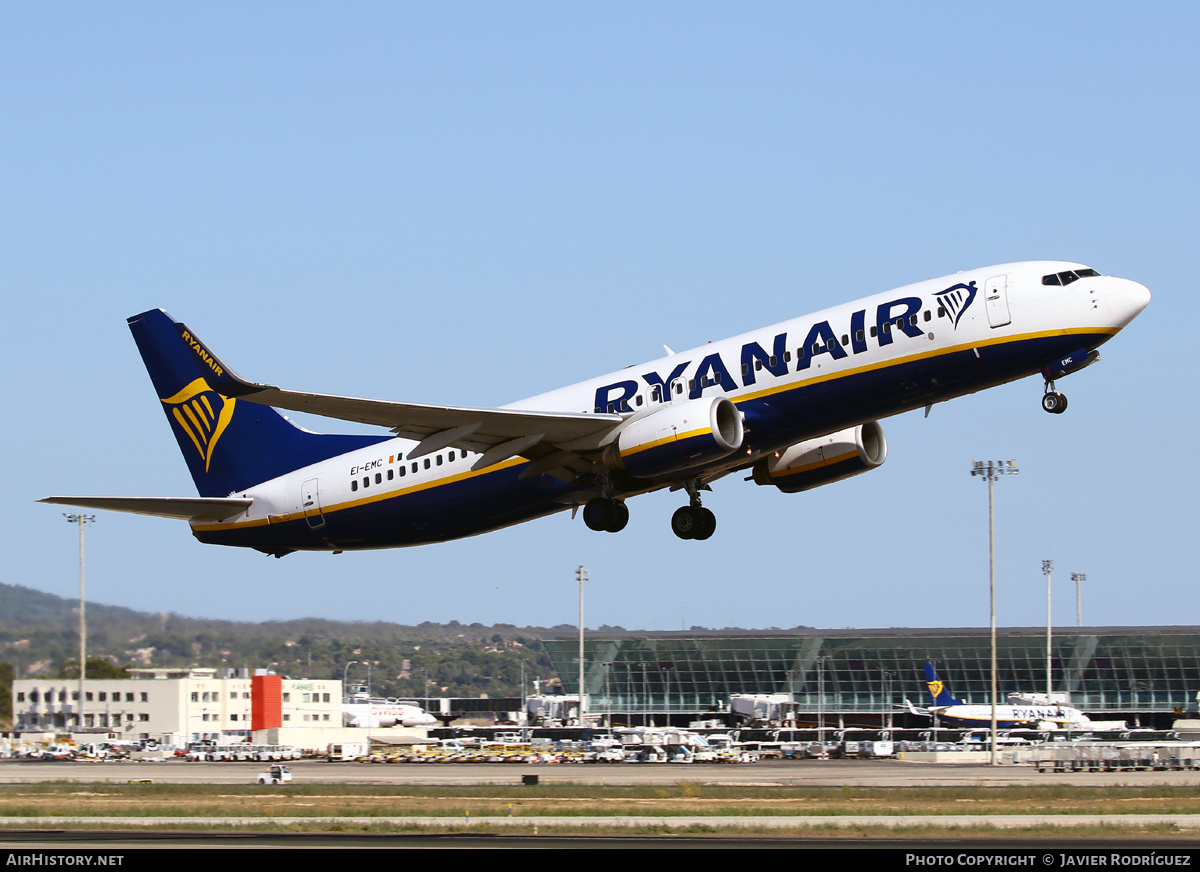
[63,513,95,730]
[576,565,588,726]
[1043,559,1055,703]
[1071,573,1086,627]
[970,459,1018,766]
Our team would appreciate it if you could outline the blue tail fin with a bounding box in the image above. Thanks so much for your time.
[128,309,386,497]
[923,662,964,707]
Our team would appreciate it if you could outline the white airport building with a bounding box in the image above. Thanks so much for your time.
[13,668,341,747]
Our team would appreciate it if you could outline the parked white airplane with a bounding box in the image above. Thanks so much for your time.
[341,691,438,729]
[909,662,1123,730]
[41,261,1149,555]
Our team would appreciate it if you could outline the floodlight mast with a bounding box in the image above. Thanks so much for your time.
[970,460,1018,766]
[577,565,588,725]
[1043,559,1055,703]
[63,513,95,730]
[1072,573,1086,627]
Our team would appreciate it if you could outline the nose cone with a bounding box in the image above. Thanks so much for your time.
[1106,278,1151,328]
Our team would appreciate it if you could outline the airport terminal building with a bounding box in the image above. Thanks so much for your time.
[542,626,1200,728]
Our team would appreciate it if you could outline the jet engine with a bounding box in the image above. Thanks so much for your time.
[751,422,888,493]
[603,397,744,480]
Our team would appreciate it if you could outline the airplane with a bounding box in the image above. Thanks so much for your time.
[907,662,1120,730]
[340,689,438,729]
[41,261,1150,556]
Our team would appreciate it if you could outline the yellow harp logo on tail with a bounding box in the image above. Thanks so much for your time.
[927,679,944,700]
[161,378,236,472]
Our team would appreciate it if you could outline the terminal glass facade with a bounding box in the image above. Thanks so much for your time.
[542,627,1200,717]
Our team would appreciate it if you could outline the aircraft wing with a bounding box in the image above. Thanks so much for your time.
[162,310,623,477]
[38,496,252,521]
[234,384,618,450]
[227,385,621,478]
[194,334,622,469]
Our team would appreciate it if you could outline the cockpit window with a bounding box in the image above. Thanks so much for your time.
[1043,268,1100,286]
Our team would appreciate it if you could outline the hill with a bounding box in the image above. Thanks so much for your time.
[0,583,560,699]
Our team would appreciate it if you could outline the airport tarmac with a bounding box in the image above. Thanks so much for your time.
[4,758,1200,787]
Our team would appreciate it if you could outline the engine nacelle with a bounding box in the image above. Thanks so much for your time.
[604,397,744,480]
[752,422,888,494]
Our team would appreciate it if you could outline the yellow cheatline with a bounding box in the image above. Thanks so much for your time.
[736,327,1114,406]
[191,456,528,531]
[621,427,710,457]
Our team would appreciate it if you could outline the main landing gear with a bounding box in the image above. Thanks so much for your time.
[1041,379,1068,415]
[583,497,629,533]
[581,479,718,541]
[670,480,716,541]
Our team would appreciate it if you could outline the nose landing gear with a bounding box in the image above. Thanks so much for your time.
[1041,379,1068,415]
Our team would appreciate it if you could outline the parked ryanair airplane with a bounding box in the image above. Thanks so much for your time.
[42,262,1149,556]
[908,662,1121,731]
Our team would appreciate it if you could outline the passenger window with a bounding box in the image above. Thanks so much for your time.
[363,477,369,488]
[856,330,864,342]
[375,473,382,484]
[399,466,406,477]
[351,480,358,492]
[411,463,418,473]
[387,469,393,480]
[424,458,431,469]
[448,451,455,461]
[436,455,443,466]
[841,335,849,346]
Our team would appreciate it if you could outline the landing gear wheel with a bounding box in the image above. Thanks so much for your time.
[583,498,610,532]
[671,506,716,540]
[1041,391,1068,414]
[605,500,629,533]
[671,506,699,540]
[583,498,629,533]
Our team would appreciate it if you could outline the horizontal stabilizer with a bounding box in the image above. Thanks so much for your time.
[39,496,252,521]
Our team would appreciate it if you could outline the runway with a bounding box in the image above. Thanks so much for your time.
[5,757,1200,787]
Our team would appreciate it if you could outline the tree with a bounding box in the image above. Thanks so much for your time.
[0,662,12,724]
[57,659,130,680]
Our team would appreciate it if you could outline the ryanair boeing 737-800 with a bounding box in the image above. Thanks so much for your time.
[42,261,1149,556]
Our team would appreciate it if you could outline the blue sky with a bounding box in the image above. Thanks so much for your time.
[3,3,1195,633]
